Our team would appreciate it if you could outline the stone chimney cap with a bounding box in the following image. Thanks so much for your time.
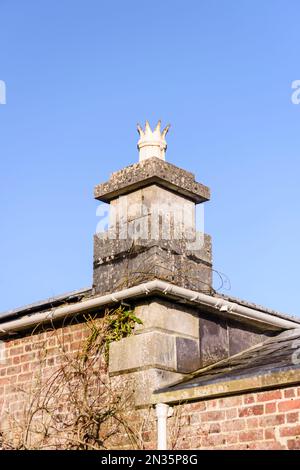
[137,120,170,162]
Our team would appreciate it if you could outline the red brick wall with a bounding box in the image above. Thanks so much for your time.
[164,387,300,450]
[110,386,300,450]
[0,325,300,450]
[0,321,113,449]
[0,323,90,420]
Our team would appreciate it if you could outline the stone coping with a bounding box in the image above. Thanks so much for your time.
[94,157,210,203]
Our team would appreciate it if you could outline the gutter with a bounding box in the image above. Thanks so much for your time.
[0,280,298,336]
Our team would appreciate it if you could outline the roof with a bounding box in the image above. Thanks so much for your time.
[214,291,300,325]
[155,329,300,395]
[0,287,92,322]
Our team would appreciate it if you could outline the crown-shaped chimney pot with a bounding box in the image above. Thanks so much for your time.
[137,120,170,162]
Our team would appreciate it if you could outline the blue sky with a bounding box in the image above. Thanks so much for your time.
[0,0,299,316]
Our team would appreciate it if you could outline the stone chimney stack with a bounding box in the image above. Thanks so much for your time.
[93,121,212,297]
[93,121,213,405]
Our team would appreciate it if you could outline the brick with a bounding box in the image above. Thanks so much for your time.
[201,434,226,447]
[5,383,17,393]
[208,423,221,434]
[223,444,245,450]
[17,373,32,383]
[243,394,255,404]
[239,405,264,417]
[265,402,276,414]
[246,417,259,429]
[284,388,295,398]
[73,331,83,340]
[6,365,21,376]
[46,347,60,356]
[32,341,46,350]
[190,414,201,425]
[226,408,237,419]
[218,396,242,408]
[201,410,225,422]
[250,442,285,450]
[184,402,206,412]
[278,399,300,412]
[22,363,30,372]
[30,361,43,371]
[221,419,246,432]
[20,353,35,362]
[70,341,82,351]
[239,430,264,442]
[280,425,300,437]
[257,390,282,402]
[264,428,275,440]
[9,346,24,356]
[205,399,219,410]
[286,412,299,423]
[287,438,300,450]
[225,433,239,445]
[259,414,285,427]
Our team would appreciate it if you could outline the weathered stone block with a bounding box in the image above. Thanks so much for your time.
[176,337,201,373]
[128,368,186,407]
[134,300,199,339]
[107,185,196,242]
[109,331,177,375]
[93,235,212,295]
[200,315,229,367]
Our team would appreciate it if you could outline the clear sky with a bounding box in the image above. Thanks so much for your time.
[0,0,299,316]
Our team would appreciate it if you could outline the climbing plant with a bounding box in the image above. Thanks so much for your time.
[0,306,145,450]
[104,307,143,361]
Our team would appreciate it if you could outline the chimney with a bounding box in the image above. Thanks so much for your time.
[93,121,212,297]
[92,122,213,405]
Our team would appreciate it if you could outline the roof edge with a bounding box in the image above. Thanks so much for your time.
[0,280,299,338]
[0,287,92,321]
[151,367,300,405]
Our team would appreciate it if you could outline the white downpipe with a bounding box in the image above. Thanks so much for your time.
[156,403,169,450]
[0,279,298,336]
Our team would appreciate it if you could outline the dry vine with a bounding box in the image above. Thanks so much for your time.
[0,307,146,450]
